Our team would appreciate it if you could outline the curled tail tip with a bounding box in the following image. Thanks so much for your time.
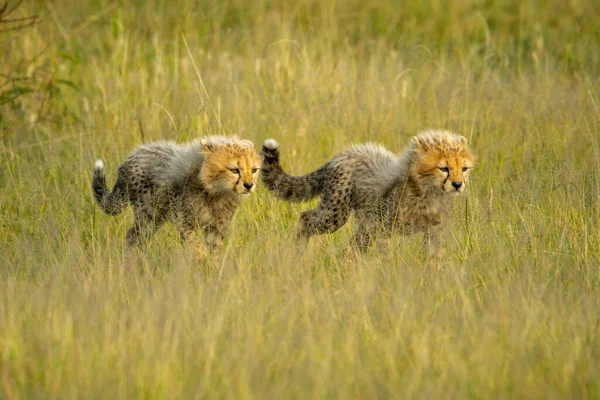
[94,159,104,171]
[263,139,279,151]
[262,139,280,160]
[263,138,279,150]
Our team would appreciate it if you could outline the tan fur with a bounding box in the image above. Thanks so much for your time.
[92,136,261,256]
[261,130,475,258]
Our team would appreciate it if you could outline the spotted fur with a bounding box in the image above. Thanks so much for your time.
[92,136,262,253]
[261,130,475,257]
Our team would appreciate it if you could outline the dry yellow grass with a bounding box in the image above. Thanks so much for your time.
[1,0,599,398]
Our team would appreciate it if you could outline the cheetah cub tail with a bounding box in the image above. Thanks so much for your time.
[260,138,325,203]
[92,159,129,216]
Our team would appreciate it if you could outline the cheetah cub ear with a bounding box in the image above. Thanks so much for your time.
[239,139,255,148]
[201,139,214,154]
[411,136,425,152]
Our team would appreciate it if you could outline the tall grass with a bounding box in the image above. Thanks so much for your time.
[1,0,599,398]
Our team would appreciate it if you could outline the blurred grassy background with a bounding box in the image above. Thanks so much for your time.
[1,0,599,398]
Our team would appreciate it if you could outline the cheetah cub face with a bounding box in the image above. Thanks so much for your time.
[411,131,475,196]
[199,139,262,196]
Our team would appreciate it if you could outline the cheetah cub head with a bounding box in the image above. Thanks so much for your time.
[199,137,262,197]
[410,130,475,196]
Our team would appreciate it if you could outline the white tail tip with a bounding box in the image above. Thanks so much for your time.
[94,159,104,170]
[263,139,279,150]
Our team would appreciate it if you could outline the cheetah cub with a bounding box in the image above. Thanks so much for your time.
[261,130,475,258]
[92,136,262,254]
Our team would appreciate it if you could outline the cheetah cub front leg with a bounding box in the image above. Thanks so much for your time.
[423,224,450,269]
[179,226,210,260]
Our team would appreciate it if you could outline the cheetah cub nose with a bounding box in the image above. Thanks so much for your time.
[244,183,254,190]
[452,182,463,189]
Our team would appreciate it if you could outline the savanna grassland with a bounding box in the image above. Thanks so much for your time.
[1,0,599,398]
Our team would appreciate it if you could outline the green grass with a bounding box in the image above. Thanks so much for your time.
[1,0,599,398]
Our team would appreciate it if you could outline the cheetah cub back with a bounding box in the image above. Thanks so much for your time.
[92,136,262,254]
[261,130,475,258]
